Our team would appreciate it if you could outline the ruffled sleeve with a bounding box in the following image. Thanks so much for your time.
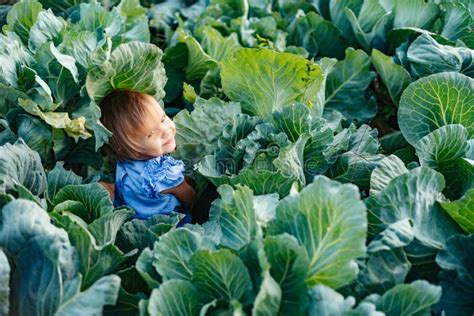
[140,155,185,198]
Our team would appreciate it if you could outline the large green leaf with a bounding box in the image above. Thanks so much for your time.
[287,11,346,59]
[440,188,474,234]
[370,280,441,316]
[195,114,299,197]
[252,193,279,228]
[33,42,80,107]
[439,2,472,41]
[86,41,167,104]
[313,58,338,117]
[70,100,113,151]
[220,48,324,118]
[28,8,66,52]
[407,33,463,78]
[15,114,53,162]
[58,29,99,75]
[51,183,134,289]
[327,152,384,189]
[49,210,131,289]
[173,97,241,169]
[54,275,121,316]
[272,104,335,181]
[0,85,28,120]
[309,285,381,316]
[11,234,79,315]
[0,119,17,146]
[198,155,297,197]
[177,28,217,81]
[2,0,42,45]
[342,218,412,300]
[438,157,474,201]
[0,199,117,315]
[0,139,47,196]
[415,124,471,199]
[371,49,411,105]
[136,247,161,289]
[0,250,10,316]
[393,0,440,29]
[0,34,33,89]
[153,227,215,281]
[370,155,408,195]
[18,99,92,142]
[49,42,79,83]
[52,183,115,223]
[398,72,473,145]
[116,0,150,44]
[344,0,391,52]
[200,26,241,62]
[116,213,181,255]
[325,48,376,121]
[36,0,82,16]
[271,101,319,140]
[237,237,281,316]
[366,167,462,258]
[0,199,64,255]
[12,236,120,315]
[264,234,309,315]
[346,248,411,302]
[237,240,265,300]
[329,0,363,46]
[77,1,123,39]
[148,280,199,316]
[415,124,469,169]
[435,234,474,316]
[46,162,82,203]
[252,269,281,316]
[190,249,253,305]
[267,175,367,289]
[368,219,414,253]
[273,134,308,185]
[87,208,133,248]
[212,185,256,251]
[161,42,187,102]
[326,125,384,190]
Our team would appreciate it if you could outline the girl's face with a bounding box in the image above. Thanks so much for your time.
[129,95,176,158]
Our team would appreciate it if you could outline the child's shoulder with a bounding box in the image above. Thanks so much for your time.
[143,155,184,173]
[117,155,182,172]
[116,155,185,195]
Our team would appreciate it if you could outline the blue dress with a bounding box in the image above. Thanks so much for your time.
[113,154,192,225]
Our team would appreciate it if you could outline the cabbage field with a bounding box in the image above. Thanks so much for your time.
[0,0,473,315]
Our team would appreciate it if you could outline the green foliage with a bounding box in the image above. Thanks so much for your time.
[86,41,167,104]
[399,72,473,145]
[220,48,324,118]
[435,235,474,316]
[1,0,473,314]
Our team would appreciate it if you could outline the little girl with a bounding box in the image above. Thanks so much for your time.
[99,89,196,225]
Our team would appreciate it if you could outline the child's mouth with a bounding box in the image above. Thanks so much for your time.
[163,138,174,146]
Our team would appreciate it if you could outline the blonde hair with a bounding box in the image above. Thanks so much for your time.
[99,89,151,161]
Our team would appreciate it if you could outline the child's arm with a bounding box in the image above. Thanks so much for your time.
[99,181,115,200]
[161,177,196,210]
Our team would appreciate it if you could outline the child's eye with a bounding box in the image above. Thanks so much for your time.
[161,115,166,123]
[148,130,156,138]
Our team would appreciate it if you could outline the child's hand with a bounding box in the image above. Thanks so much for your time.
[160,178,196,210]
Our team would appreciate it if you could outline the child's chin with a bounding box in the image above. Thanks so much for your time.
[163,139,176,154]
